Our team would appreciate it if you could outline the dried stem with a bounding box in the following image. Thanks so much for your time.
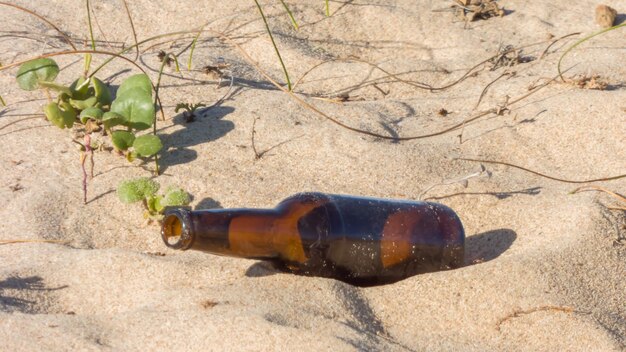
[85,133,94,178]
[80,151,88,204]
[251,116,261,159]
[419,165,490,200]
[539,32,580,59]
[0,115,45,131]
[0,2,77,50]
[0,239,67,245]
[496,306,578,331]
[474,72,511,110]
[292,35,578,94]
[570,186,626,204]
[458,158,626,184]
[225,35,565,141]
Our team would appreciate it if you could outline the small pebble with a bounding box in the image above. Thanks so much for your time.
[595,4,617,28]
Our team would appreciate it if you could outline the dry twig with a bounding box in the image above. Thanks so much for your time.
[459,158,626,184]
[496,306,578,331]
[0,239,67,245]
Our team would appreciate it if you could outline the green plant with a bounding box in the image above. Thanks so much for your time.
[175,102,206,122]
[14,57,161,201]
[117,178,191,221]
[106,73,162,161]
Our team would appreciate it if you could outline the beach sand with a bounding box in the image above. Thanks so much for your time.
[0,0,624,350]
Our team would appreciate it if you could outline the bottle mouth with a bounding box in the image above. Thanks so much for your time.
[161,208,194,250]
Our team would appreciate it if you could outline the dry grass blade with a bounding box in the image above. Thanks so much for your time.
[89,3,115,51]
[292,57,432,91]
[122,0,140,61]
[294,34,578,95]
[540,32,580,59]
[419,165,490,200]
[0,115,45,131]
[459,158,626,184]
[558,23,626,81]
[0,239,67,245]
[223,33,564,141]
[474,72,511,109]
[496,306,577,331]
[279,0,299,30]
[253,0,292,90]
[85,0,96,50]
[0,1,77,50]
[186,23,208,70]
[570,186,626,204]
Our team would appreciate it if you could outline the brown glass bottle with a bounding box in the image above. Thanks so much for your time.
[161,192,465,285]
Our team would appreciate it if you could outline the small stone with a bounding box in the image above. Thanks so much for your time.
[595,4,617,29]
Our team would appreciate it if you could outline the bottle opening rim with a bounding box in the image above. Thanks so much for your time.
[161,208,193,250]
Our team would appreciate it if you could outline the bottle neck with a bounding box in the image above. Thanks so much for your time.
[163,205,319,263]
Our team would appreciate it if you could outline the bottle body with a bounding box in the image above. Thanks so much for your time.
[162,192,465,285]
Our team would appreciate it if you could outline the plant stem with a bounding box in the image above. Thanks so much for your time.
[84,0,96,76]
[80,150,88,204]
[187,24,207,70]
[122,0,139,61]
[44,88,52,103]
[0,61,4,106]
[557,23,626,81]
[152,53,173,175]
[279,0,299,30]
[86,0,96,50]
[253,0,292,90]
[325,0,330,16]
[85,133,94,178]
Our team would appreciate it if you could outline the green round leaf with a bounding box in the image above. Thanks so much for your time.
[110,88,155,130]
[161,188,190,208]
[93,77,112,106]
[117,74,152,98]
[16,58,60,91]
[117,177,160,203]
[102,111,126,129]
[79,107,104,123]
[132,134,162,157]
[136,178,159,197]
[44,101,75,129]
[111,131,136,151]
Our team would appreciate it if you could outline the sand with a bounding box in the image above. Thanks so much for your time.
[0,0,625,350]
